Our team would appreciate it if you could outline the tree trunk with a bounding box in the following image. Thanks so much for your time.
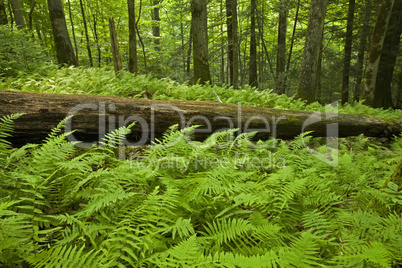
[109,17,122,73]
[249,0,258,88]
[28,0,35,33]
[373,0,402,109]
[48,0,77,66]
[362,0,395,106]
[285,0,300,91]
[9,0,26,30]
[353,0,372,102]
[1,90,402,146]
[187,25,192,75]
[295,0,329,104]
[151,0,160,50]
[67,0,79,63]
[127,0,138,74]
[226,0,239,89]
[93,14,101,67]
[276,0,287,95]
[79,0,93,67]
[191,0,211,84]
[341,0,355,105]
[396,68,402,109]
[0,0,8,25]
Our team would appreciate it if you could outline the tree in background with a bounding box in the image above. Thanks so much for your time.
[226,0,239,89]
[9,0,25,30]
[295,0,329,104]
[191,0,211,84]
[373,0,402,108]
[276,0,287,95]
[47,0,77,66]
[0,0,7,25]
[128,0,138,74]
[341,0,355,105]
[248,0,258,88]
[362,0,395,106]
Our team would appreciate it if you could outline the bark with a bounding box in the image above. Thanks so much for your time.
[226,0,238,89]
[93,14,101,67]
[47,0,78,66]
[341,0,355,105]
[276,0,287,95]
[353,0,372,102]
[151,0,160,50]
[285,0,300,90]
[28,0,35,32]
[108,17,122,73]
[136,0,148,74]
[127,0,138,74]
[396,68,402,109]
[1,90,401,146]
[191,0,211,85]
[187,25,192,75]
[373,0,402,109]
[362,0,395,106]
[67,0,79,62]
[9,0,26,30]
[79,0,93,67]
[249,0,258,88]
[295,0,329,104]
[0,0,7,25]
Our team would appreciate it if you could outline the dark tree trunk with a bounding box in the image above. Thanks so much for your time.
[128,0,138,74]
[362,0,395,106]
[10,0,26,30]
[47,0,78,66]
[276,0,287,94]
[0,0,8,25]
[226,0,239,89]
[315,31,324,104]
[1,90,402,147]
[136,0,148,74]
[191,0,211,84]
[396,68,402,109]
[109,17,122,73]
[249,0,258,88]
[295,0,329,104]
[79,0,93,67]
[341,0,356,105]
[151,0,160,50]
[373,0,402,109]
[285,0,300,91]
[28,0,35,33]
[187,25,192,75]
[353,0,372,102]
[67,0,79,62]
[93,14,101,67]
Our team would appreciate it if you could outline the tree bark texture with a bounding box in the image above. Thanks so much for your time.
[191,0,211,84]
[341,0,355,105]
[226,0,239,89]
[276,0,287,95]
[295,0,329,104]
[9,0,25,30]
[109,17,123,74]
[79,0,93,67]
[47,0,78,66]
[248,0,258,88]
[152,0,160,49]
[1,90,401,146]
[362,0,395,106]
[128,0,138,74]
[373,0,402,109]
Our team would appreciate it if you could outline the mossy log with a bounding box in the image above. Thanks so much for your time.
[1,90,402,146]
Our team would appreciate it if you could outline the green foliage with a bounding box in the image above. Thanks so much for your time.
[1,115,402,267]
[0,26,55,77]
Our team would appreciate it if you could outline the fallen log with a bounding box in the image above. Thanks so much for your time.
[1,90,402,146]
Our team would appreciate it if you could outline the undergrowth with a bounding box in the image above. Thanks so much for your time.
[2,66,402,119]
[1,114,402,267]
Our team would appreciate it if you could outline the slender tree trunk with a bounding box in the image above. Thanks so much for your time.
[295,0,329,104]
[187,25,192,75]
[109,17,122,73]
[7,0,14,29]
[128,0,138,74]
[249,0,258,88]
[226,0,239,89]
[67,0,78,62]
[136,0,148,74]
[276,0,287,94]
[353,0,372,102]
[220,0,225,85]
[191,0,211,84]
[315,31,324,104]
[341,0,355,105]
[0,0,8,25]
[28,0,35,33]
[93,14,101,67]
[373,0,402,108]
[10,0,26,30]
[79,0,93,67]
[362,0,395,106]
[47,0,78,66]
[151,0,160,50]
[285,0,300,92]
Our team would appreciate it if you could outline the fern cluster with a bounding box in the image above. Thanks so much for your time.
[1,114,401,267]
